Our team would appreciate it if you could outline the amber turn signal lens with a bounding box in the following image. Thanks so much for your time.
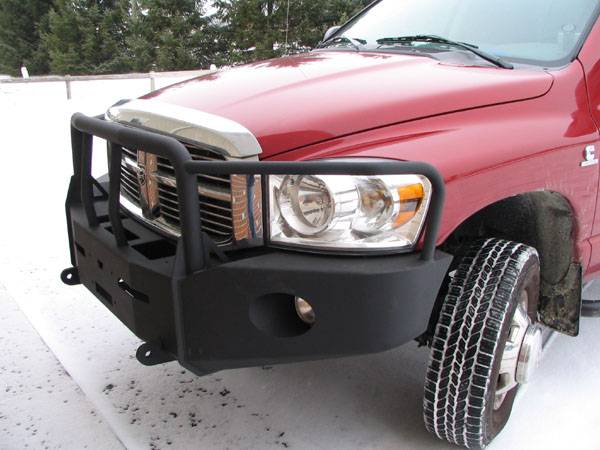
[394,183,425,228]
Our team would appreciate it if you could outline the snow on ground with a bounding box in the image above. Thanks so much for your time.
[1,77,600,450]
[0,284,124,450]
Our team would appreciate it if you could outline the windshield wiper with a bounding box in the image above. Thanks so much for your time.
[376,35,514,69]
[318,36,366,52]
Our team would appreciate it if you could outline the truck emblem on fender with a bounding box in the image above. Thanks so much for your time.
[581,145,599,167]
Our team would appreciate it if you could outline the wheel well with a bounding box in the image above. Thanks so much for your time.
[439,191,582,336]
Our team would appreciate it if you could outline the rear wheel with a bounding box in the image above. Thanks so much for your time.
[424,238,544,448]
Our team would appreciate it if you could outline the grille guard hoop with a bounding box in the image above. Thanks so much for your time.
[68,112,446,275]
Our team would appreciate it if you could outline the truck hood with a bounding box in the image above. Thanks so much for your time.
[143,51,554,158]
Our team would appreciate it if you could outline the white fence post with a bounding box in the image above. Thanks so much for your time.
[65,75,72,100]
[150,71,156,91]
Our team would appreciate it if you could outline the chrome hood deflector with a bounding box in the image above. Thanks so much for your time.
[106,99,263,159]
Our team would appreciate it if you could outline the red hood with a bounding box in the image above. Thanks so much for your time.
[144,51,554,158]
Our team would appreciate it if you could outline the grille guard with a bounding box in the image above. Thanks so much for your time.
[68,113,446,275]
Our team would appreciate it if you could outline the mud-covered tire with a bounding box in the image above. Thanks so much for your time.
[424,239,540,449]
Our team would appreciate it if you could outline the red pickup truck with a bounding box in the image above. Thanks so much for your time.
[61,1,600,448]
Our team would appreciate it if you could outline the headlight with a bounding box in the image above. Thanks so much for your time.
[269,172,431,252]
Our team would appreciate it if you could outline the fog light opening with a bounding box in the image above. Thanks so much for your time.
[295,297,316,327]
[249,293,313,338]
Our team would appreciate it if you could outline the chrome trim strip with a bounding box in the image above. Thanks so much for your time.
[106,99,263,159]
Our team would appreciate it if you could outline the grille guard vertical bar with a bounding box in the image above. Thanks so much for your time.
[66,126,85,266]
[107,143,128,247]
[80,132,99,227]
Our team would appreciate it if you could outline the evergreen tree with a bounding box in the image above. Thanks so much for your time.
[213,0,282,63]
[43,0,131,75]
[126,0,217,72]
[213,0,370,64]
[1,0,375,76]
[286,0,372,50]
[0,0,52,76]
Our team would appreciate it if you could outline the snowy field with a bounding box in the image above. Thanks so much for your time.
[1,75,600,450]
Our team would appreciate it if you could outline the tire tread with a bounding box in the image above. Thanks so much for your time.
[424,239,538,448]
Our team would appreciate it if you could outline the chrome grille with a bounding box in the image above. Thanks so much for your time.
[119,145,235,245]
[120,147,141,202]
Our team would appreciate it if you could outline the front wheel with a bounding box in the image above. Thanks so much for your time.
[424,239,544,449]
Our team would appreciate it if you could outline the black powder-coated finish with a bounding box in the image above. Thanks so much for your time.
[178,249,452,374]
[63,113,453,375]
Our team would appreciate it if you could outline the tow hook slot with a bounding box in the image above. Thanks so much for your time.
[61,267,81,286]
[136,342,175,366]
[117,278,149,303]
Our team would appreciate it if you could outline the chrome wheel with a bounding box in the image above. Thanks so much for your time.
[494,290,543,410]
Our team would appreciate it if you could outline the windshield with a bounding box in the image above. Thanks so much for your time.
[332,0,600,67]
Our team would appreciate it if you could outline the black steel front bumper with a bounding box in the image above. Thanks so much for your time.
[62,114,452,375]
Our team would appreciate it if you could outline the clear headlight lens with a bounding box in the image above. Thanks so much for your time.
[269,173,431,252]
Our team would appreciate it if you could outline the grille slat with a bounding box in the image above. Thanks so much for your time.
[191,154,224,162]
[158,202,180,216]
[122,148,138,160]
[119,143,234,245]
[121,177,140,194]
[121,169,139,186]
[199,174,231,184]
[160,208,181,223]
[201,210,234,223]
[157,195,178,208]
[160,200,232,223]
[158,191,233,229]
[199,217,233,231]
[200,175,231,184]
[156,173,232,203]
[156,167,231,186]
[200,202,232,213]
[157,186,178,201]
[122,185,140,201]
[200,226,233,237]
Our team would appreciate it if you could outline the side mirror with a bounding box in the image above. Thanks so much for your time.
[323,26,341,42]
